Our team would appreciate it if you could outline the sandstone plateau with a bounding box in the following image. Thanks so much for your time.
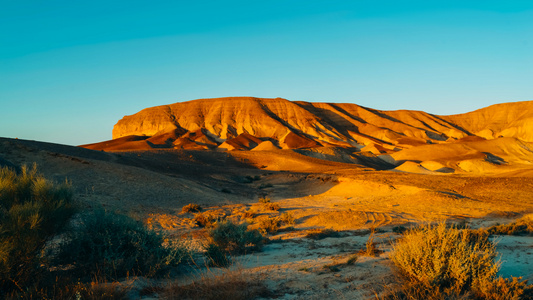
[83,97,533,176]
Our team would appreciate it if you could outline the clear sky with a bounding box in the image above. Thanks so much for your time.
[1,1,532,145]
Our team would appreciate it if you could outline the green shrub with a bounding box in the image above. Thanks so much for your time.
[0,165,74,292]
[182,203,202,213]
[57,209,188,279]
[206,220,264,255]
[391,222,530,298]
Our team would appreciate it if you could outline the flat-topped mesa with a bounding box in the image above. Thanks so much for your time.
[109,97,533,151]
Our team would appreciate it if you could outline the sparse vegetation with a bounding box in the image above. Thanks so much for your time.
[258,196,271,203]
[206,220,264,256]
[241,209,256,219]
[390,222,531,299]
[165,267,270,300]
[258,217,280,234]
[194,212,217,227]
[0,165,74,294]
[360,228,380,257]
[182,203,202,213]
[346,254,358,265]
[487,214,533,236]
[280,212,295,225]
[392,225,407,234]
[262,202,280,211]
[323,263,341,272]
[57,209,189,279]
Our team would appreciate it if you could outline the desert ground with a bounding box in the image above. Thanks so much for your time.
[1,133,532,299]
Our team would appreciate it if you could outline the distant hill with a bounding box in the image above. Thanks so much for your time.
[81,97,533,175]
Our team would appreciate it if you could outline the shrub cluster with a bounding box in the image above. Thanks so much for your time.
[0,165,189,298]
[57,209,189,279]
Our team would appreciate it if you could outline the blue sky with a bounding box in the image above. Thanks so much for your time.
[1,1,532,145]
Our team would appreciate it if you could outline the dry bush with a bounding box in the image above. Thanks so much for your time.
[194,213,216,228]
[280,212,295,226]
[258,217,280,234]
[360,228,380,257]
[487,214,533,236]
[258,196,271,203]
[206,220,264,255]
[390,222,531,299]
[164,268,270,300]
[261,202,280,211]
[182,203,202,213]
[306,228,340,240]
[240,209,256,220]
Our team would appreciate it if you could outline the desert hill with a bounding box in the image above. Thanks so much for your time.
[83,97,533,175]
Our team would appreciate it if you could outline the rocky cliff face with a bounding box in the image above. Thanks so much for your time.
[109,97,533,151]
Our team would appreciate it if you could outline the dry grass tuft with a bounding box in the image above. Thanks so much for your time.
[360,228,380,257]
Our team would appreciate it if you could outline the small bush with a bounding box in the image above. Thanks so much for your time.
[280,212,295,226]
[206,220,264,255]
[487,215,533,236]
[391,222,530,298]
[182,203,202,213]
[57,209,188,279]
[258,196,271,203]
[258,217,280,234]
[262,203,280,211]
[241,209,256,219]
[194,213,216,228]
[306,228,340,240]
[0,165,74,292]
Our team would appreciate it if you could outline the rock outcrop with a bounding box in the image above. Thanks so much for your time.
[107,97,533,152]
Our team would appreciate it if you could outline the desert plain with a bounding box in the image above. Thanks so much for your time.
[2,97,533,299]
